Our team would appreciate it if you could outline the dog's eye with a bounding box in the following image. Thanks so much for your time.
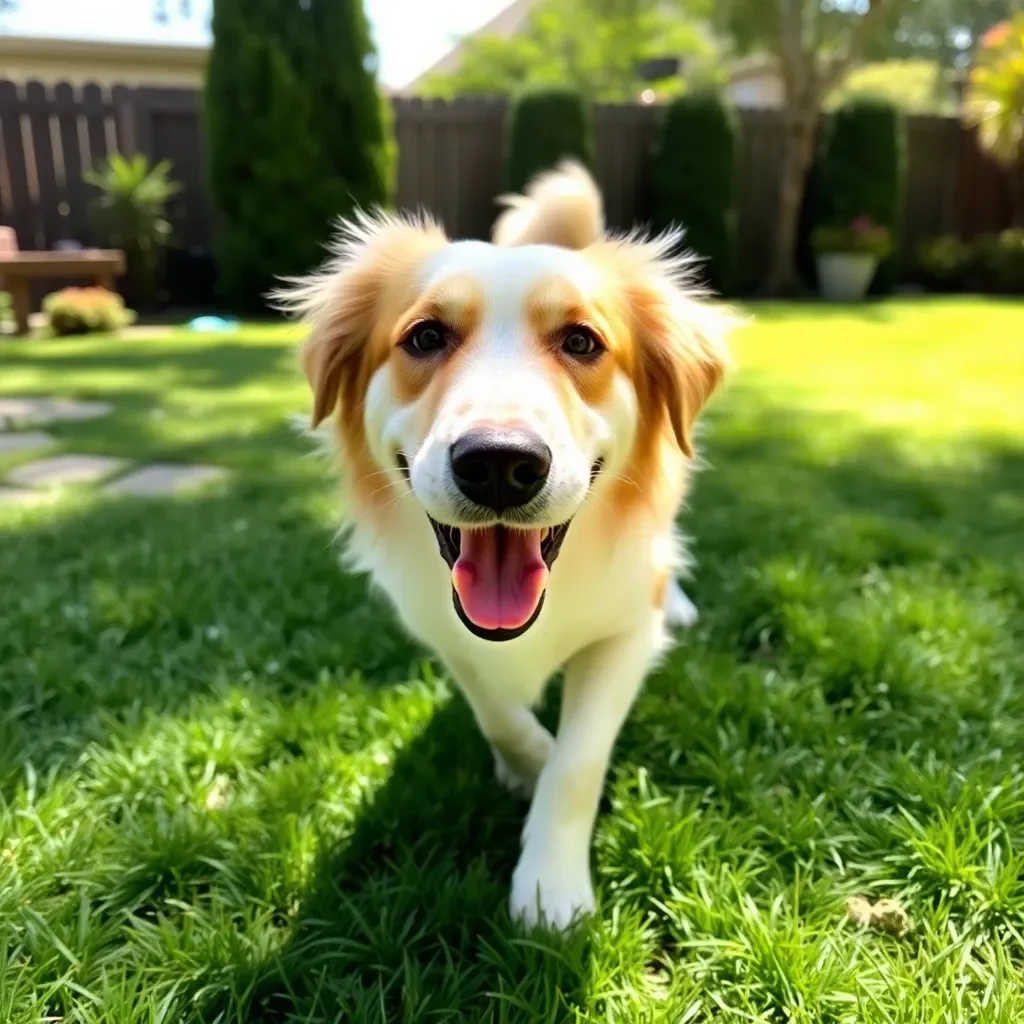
[561,327,602,359]
[403,321,449,357]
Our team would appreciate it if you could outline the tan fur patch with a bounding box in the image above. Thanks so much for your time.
[283,216,446,511]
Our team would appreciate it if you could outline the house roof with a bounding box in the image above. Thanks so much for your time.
[0,33,209,67]
[401,0,536,92]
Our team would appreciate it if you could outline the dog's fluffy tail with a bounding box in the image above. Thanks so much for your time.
[492,160,604,250]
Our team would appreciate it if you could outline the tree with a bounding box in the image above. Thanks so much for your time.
[828,59,958,113]
[419,0,717,101]
[703,1,899,293]
[964,13,1024,224]
[867,0,1019,71]
[205,0,391,308]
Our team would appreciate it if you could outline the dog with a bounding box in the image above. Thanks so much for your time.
[276,161,734,930]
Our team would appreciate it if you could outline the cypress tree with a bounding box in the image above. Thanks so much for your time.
[205,0,392,309]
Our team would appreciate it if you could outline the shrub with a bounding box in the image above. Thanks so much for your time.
[914,231,1024,294]
[43,287,136,336]
[84,154,180,310]
[814,98,907,290]
[0,291,11,329]
[915,235,972,291]
[971,229,1024,293]
[651,90,738,293]
[205,0,392,310]
[811,217,893,259]
[506,87,596,194]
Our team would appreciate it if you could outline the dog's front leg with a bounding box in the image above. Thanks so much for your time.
[450,662,555,798]
[509,615,663,930]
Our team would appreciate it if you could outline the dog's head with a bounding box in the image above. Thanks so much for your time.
[277,162,732,642]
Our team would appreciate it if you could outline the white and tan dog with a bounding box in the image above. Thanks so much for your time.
[277,162,733,930]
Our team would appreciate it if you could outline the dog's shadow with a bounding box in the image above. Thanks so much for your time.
[197,689,594,1022]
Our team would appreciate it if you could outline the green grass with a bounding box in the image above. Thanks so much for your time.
[1,297,1023,1022]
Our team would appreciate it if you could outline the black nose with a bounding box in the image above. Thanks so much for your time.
[450,428,552,512]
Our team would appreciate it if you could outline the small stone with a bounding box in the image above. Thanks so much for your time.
[205,776,231,811]
[847,896,909,938]
[0,397,113,426]
[104,463,228,497]
[0,431,55,455]
[8,454,127,489]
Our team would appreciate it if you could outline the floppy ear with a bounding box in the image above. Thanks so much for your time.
[272,212,447,430]
[630,276,733,459]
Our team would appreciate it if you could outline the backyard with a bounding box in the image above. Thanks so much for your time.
[1,298,1023,1021]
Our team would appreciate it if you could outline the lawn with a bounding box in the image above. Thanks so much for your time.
[1,298,1023,1022]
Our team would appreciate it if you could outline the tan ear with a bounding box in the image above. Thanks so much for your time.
[300,326,350,429]
[633,282,732,458]
[272,211,447,431]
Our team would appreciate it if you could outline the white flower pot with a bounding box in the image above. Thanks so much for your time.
[816,252,879,302]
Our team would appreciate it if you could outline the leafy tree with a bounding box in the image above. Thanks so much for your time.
[703,0,899,293]
[828,59,958,113]
[205,0,391,309]
[964,12,1024,224]
[419,0,716,101]
[867,0,1019,71]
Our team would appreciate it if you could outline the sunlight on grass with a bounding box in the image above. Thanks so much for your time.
[734,298,1024,439]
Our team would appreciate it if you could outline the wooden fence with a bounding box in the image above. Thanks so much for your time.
[0,80,1015,299]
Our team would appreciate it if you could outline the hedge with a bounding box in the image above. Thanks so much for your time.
[651,90,738,293]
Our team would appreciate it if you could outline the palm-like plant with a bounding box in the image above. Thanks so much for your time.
[84,154,181,307]
[964,15,1024,225]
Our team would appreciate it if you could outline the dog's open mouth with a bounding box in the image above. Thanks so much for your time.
[429,520,571,641]
[396,454,597,642]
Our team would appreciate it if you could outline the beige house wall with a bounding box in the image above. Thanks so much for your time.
[0,36,207,88]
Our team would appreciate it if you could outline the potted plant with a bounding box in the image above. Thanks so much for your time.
[811,216,893,301]
[84,154,181,311]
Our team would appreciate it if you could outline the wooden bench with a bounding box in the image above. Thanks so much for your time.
[1,246,126,337]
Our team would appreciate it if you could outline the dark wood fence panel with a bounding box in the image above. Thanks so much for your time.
[1,80,1016,300]
[735,109,788,290]
[134,87,212,251]
[904,116,960,249]
[594,103,660,232]
[394,97,507,240]
[0,80,36,250]
[955,124,1015,240]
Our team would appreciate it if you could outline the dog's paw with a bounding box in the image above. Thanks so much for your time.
[492,729,554,799]
[494,750,540,799]
[665,579,699,630]
[510,856,596,931]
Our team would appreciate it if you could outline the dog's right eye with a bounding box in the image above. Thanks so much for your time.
[402,321,450,357]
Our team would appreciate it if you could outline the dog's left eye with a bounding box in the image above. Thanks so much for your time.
[402,321,450,357]
[561,327,602,359]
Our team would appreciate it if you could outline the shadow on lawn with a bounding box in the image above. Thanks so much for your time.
[0,340,300,394]
[2,392,1023,1019]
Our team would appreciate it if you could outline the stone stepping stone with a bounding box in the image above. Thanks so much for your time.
[0,397,113,427]
[0,486,50,507]
[0,431,56,455]
[8,454,128,489]
[104,463,228,497]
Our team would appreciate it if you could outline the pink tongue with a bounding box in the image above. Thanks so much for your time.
[452,528,548,632]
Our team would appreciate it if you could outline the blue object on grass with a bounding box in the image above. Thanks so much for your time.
[186,315,239,333]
